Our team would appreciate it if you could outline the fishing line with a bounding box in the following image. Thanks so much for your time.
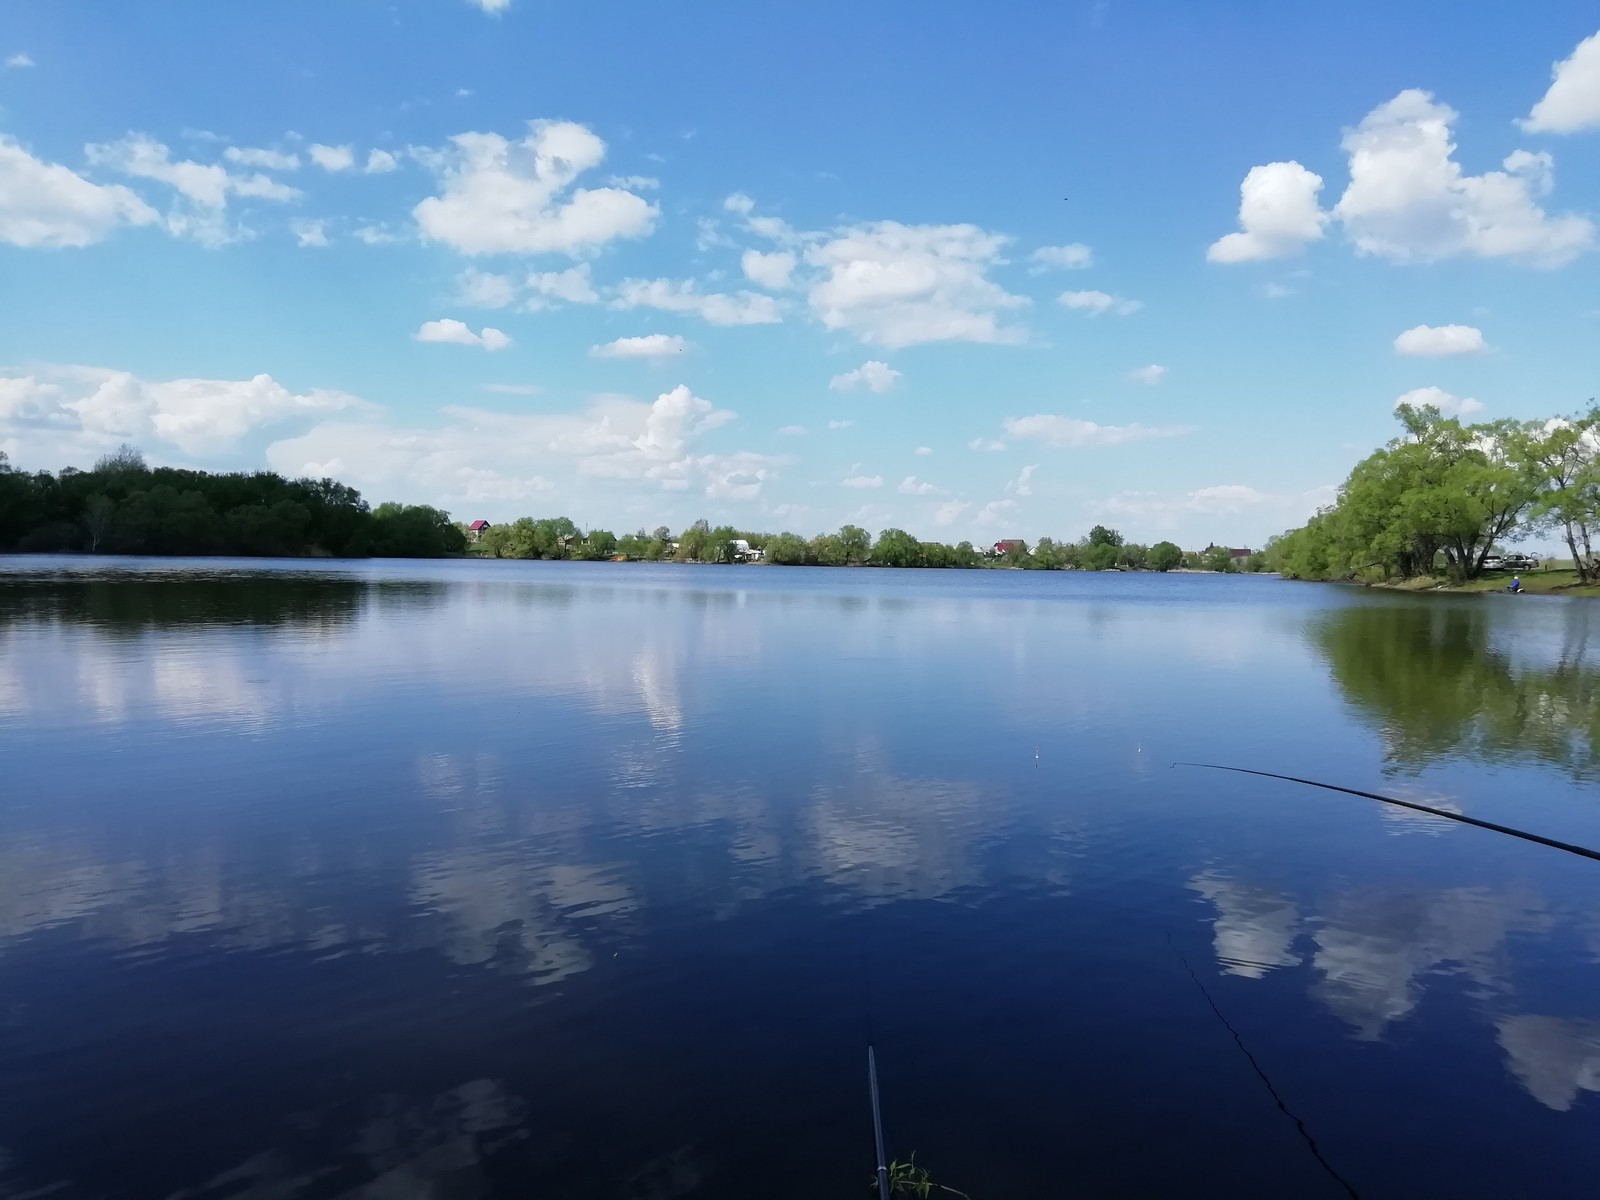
[1172,763,1600,863]
[1165,932,1362,1199]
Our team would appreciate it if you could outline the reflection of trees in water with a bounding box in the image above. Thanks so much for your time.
[1312,602,1600,777]
[0,573,452,634]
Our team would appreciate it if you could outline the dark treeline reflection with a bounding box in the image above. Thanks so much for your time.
[1314,601,1599,777]
[0,573,451,633]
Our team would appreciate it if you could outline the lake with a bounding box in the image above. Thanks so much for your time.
[1,558,1597,1199]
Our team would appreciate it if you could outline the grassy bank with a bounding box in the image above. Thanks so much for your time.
[1371,566,1600,597]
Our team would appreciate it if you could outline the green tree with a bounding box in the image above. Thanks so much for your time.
[1201,544,1235,572]
[810,532,847,565]
[1119,542,1149,570]
[1268,403,1546,582]
[1083,542,1119,570]
[1087,524,1123,548]
[1149,540,1183,572]
[838,524,872,565]
[1527,407,1599,583]
[678,518,711,561]
[765,532,810,564]
[585,529,618,559]
[371,503,465,557]
[873,527,922,567]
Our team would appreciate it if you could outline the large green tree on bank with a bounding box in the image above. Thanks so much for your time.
[1526,407,1600,584]
[1271,403,1550,582]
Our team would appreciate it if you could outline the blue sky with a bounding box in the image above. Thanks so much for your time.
[2,1,1598,548]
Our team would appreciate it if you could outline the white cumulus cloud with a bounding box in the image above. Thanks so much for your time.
[1004,464,1038,496]
[1001,415,1192,447]
[308,143,355,171]
[84,134,300,246]
[264,385,776,508]
[0,136,159,248]
[525,264,599,308]
[914,446,933,456]
[365,149,399,174]
[841,474,884,489]
[1060,290,1141,316]
[827,419,855,430]
[1207,161,1327,262]
[741,248,796,290]
[0,365,366,459]
[1334,90,1592,267]
[224,146,300,171]
[1127,364,1167,384]
[456,268,518,308]
[777,425,807,437]
[968,436,1006,452]
[467,0,512,12]
[1394,386,1484,418]
[414,120,657,256]
[291,219,329,247]
[590,334,687,360]
[414,319,513,350]
[829,360,901,393]
[1210,90,1594,267]
[1393,324,1489,357]
[1521,31,1600,133]
[805,221,1028,347]
[4,53,34,69]
[613,278,780,325]
[898,476,938,495]
[1030,243,1094,270]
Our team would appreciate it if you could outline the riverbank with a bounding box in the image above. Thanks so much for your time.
[1369,568,1600,597]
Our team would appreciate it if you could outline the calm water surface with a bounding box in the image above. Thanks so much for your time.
[1,558,1597,1198]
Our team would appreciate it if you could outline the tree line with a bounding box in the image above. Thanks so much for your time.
[1,445,1263,571]
[0,446,466,557]
[472,517,1262,572]
[1268,402,1600,584]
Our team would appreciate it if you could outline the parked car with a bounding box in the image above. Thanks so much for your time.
[1482,555,1504,570]
[1501,554,1539,571]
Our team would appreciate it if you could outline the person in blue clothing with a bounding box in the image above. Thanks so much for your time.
[1508,574,1523,593]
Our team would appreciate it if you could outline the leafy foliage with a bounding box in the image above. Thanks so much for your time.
[1149,540,1183,571]
[879,1153,971,1200]
[0,448,462,557]
[1268,401,1585,582]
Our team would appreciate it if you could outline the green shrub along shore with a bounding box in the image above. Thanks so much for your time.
[1268,401,1600,592]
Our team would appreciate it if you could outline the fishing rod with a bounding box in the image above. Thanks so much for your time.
[1172,763,1600,864]
[868,1045,890,1200]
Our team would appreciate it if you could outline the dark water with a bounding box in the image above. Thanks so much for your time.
[1,559,1597,1199]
